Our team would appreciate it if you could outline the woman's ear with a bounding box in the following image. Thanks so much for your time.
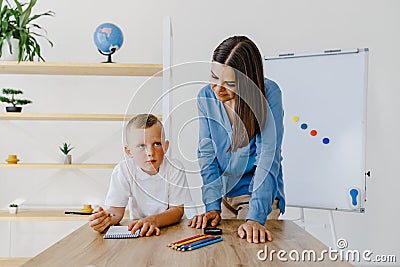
[124,146,133,157]
[163,140,169,154]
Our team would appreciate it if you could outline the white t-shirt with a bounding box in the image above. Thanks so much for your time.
[105,157,190,219]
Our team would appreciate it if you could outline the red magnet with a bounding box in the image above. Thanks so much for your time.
[310,130,317,136]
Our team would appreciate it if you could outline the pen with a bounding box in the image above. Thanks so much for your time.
[64,211,115,216]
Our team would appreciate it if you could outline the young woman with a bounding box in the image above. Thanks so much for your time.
[189,36,285,243]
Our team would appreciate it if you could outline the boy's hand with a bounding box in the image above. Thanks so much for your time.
[188,210,221,229]
[128,217,160,237]
[88,206,111,233]
[238,220,272,243]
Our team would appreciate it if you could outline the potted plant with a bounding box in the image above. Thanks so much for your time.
[60,142,73,164]
[0,1,18,60]
[0,88,32,112]
[0,0,54,61]
[8,203,18,214]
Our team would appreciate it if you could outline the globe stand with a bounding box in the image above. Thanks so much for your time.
[98,48,116,63]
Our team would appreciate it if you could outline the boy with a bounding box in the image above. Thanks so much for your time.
[89,114,190,236]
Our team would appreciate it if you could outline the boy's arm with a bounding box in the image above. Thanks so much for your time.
[148,205,184,228]
[97,160,131,232]
[128,205,184,236]
[107,206,126,225]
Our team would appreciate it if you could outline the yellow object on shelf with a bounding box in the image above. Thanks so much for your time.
[80,204,93,213]
[6,155,19,164]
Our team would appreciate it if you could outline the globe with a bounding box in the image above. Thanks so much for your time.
[93,23,124,62]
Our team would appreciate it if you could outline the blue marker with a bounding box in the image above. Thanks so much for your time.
[178,236,217,251]
[186,237,223,251]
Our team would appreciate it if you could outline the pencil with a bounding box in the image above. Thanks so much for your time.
[64,211,115,216]
[65,211,93,215]
[178,236,218,251]
[168,234,202,247]
[171,235,213,249]
[186,237,223,251]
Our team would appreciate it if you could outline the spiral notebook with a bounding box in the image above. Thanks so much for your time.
[103,226,140,239]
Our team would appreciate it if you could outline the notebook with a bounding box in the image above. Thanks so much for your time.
[103,226,140,239]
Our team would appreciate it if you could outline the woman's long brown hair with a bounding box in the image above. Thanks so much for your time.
[213,36,267,152]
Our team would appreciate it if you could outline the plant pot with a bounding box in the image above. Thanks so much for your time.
[1,38,19,61]
[64,154,72,164]
[6,106,22,112]
[8,207,18,214]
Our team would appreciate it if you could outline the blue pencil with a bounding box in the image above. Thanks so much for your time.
[178,236,218,251]
[186,237,223,251]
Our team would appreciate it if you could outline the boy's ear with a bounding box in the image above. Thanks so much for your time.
[163,140,169,154]
[124,146,133,157]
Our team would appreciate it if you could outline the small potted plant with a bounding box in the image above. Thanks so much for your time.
[8,203,18,214]
[60,142,74,164]
[0,88,32,112]
[0,0,54,61]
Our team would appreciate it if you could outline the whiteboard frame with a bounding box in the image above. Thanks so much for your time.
[264,48,369,213]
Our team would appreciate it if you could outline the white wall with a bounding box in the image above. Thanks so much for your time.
[1,0,399,265]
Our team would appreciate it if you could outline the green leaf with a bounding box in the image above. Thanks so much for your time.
[59,142,73,155]
[15,99,31,105]
[0,96,12,104]
[3,88,23,94]
[1,0,54,61]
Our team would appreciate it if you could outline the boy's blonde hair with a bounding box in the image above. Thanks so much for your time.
[127,114,161,129]
[125,114,165,146]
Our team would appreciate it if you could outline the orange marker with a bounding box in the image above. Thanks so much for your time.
[172,235,214,249]
[167,234,201,247]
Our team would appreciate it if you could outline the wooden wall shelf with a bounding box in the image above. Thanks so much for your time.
[0,62,163,76]
[0,210,129,221]
[0,113,162,121]
[0,164,116,169]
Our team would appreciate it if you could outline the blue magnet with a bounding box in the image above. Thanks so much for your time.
[322,137,330,144]
[349,188,361,209]
[300,123,308,130]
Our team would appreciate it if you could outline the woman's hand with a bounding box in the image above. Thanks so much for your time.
[128,217,161,237]
[238,220,272,243]
[188,210,221,229]
[88,207,112,233]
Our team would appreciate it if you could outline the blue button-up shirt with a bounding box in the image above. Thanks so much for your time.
[197,78,285,225]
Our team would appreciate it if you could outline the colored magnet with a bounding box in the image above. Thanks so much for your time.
[300,123,308,130]
[310,130,317,136]
[322,137,330,144]
[349,188,361,209]
[292,116,299,122]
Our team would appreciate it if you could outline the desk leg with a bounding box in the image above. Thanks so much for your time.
[300,208,305,229]
[292,207,306,229]
[329,210,337,249]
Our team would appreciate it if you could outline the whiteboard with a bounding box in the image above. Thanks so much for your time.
[264,49,368,212]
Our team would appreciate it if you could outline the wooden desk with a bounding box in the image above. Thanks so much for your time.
[22,220,352,266]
